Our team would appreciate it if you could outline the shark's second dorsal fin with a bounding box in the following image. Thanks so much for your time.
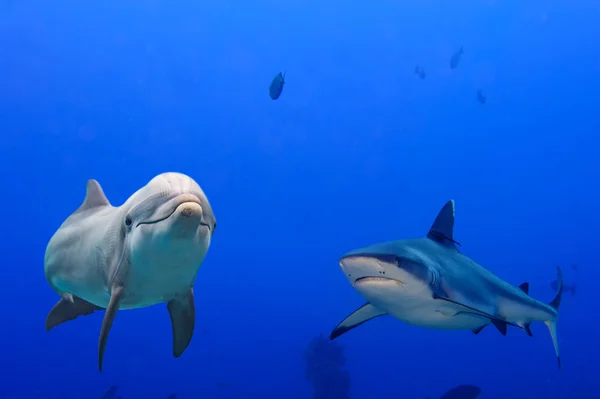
[75,179,111,214]
[518,282,529,295]
[427,200,461,248]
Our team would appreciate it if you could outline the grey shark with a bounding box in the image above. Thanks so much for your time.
[44,172,217,371]
[330,200,564,368]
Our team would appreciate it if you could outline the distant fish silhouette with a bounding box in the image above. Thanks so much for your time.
[450,46,464,69]
[476,89,486,104]
[571,263,579,271]
[166,394,177,399]
[551,279,575,295]
[269,71,286,100]
[99,386,119,399]
[414,65,426,79]
[440,384,482,399]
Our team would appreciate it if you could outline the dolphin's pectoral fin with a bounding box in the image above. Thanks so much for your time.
[167,288,196,358]
[98,285,124,372]
[45,295,102,331]
[471,324,488,335]
[330,302,387,340]
[433,293,519,330]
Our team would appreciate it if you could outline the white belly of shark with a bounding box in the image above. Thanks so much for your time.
[354,277,489,330]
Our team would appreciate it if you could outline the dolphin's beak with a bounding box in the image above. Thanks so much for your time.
[137,194,202,227]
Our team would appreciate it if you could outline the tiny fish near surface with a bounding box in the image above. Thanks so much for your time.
[269,71,286,100]
[450,46,464,69]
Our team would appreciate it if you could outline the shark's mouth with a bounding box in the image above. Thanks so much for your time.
[137,195,206,227]
[354,276,403,284]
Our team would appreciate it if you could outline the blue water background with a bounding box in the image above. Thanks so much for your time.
[0,1,598,398]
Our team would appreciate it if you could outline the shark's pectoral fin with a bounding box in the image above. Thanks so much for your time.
[45,295,102,331]
[330,302,387,340]
[433,293,519,330]
[98,285,124,372]
[167,288,196,358]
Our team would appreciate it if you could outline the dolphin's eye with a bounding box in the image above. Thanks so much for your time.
[213,222,217,233]
[125,217,132,227]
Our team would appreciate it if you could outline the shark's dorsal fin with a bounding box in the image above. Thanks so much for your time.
[518,282,529,295]
[427,200,461,248]
[75,179,111,214]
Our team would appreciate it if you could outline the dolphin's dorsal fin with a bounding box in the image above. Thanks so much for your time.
[75,179,111,214]
[427,200,461,248]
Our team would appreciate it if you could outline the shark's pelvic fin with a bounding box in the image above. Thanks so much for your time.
[75,179,111,214]
[518,282,529,295]
[491,319,508,336]
[471,324,488,335]
[45,294,102,331]
[427,200,461,248]
[545,266,564,369]
[167,288,196,358]
[330,302,387,340]
[98,285,124,372]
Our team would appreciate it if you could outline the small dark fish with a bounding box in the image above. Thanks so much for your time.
[100,386,119,399]
[551,279,576,295]
[476,89,486,104]
[166,394,177,399]
[414,65,426,79]
[450,46,464,69]
[440,385,481,399]
[269,71,286,100]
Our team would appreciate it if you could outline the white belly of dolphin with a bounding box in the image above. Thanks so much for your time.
[354,278,488,330]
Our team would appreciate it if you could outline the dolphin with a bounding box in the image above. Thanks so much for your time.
[330,200,564,368]
[44,172,217,371]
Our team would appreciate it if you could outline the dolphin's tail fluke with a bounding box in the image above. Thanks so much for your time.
[545,266,563,369]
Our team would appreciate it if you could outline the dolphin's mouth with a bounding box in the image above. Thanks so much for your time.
[137,194,207,227]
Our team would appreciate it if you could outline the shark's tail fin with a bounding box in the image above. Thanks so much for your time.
[544,266,563,369]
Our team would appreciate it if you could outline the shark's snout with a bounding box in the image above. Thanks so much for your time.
[340,255,399,284]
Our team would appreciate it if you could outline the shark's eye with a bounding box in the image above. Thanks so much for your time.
[125,217,132,227]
